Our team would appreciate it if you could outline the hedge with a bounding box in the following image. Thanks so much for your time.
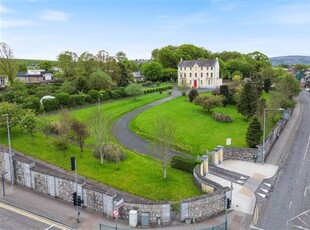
[55,93,70,108]
[144,85,173,94]
[69,95,87,107]
[171,156,201,173]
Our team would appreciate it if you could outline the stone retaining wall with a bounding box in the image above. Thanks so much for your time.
[0,146,232,225]
[223,147,257,162]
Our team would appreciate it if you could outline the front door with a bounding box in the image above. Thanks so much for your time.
[194,80,197,88]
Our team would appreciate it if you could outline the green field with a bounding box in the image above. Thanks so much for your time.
[0,93,203,201]
[131,95,249,156]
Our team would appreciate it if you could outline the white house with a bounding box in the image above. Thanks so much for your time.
[17,69,54,83]
[178,58,222,88]
[132,71,144,82]
[0,75,8,88]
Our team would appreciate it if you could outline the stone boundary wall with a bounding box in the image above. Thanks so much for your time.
[0,146,234,224]
[223,147,257,162]
[180,190,227,221]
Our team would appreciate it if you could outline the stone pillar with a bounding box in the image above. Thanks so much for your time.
[212,148,219,165]
[217,146,223,163]
[201,155,209,175]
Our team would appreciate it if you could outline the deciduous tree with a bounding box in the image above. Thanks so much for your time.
[71,119,89,153]
[125,83,144,99]
[0,42,18,84]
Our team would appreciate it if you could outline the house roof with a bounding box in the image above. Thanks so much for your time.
[178,59,217,68]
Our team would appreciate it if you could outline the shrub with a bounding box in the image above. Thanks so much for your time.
[56,93,70,108]
[21,96,41,113]
[93,143,126,162]
[88,89,99,103]
[43,98,60,112]
[212,112,232,123]
[188,88,198,102]
[70,95,86,107]
[212,88,220,96]
[171,156,201,173]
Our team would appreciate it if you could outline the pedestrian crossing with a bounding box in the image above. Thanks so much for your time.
[256,182,273,199]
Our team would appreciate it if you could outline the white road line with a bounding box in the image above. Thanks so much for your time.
[303,132,310,161]
[287,209,310,222]
[249,225,265,230]
[289,201,292,210]
[264,183,271,187]
[292,225,310,230]
[260,188,268,193]
[297,216,309,227]
[304,186,310,197]
[45,225,55,230]
[300,168,303,174]
[257,193,266,198]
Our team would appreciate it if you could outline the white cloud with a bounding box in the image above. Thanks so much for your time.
[0,19,34,28]
[0,5,14,14]
[40,10,70,22]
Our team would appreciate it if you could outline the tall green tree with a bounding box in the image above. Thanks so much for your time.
[39,60,54,72]
[162,68,177,82]
[0,42,18,84]
[20,110,37,141]
[141,61,163,82]
[57,51,78,80]
[157,45,179,68]
[246,117,262,148]
[88,69,114,90]
[237,81,258,119]
[76,51,98,78]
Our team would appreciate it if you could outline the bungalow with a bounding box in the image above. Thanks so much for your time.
[132,71,144,82]
[17,69,54,83]
[178,58,222,88]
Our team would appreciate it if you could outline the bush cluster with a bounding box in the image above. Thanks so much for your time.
[171,156,201,173]
[93,143,126,162]
[143,85,173,94]
[188,88,198,102]
[212,112,232,123]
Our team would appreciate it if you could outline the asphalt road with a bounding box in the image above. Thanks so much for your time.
[253,91,310,230]
[0,201,72,230]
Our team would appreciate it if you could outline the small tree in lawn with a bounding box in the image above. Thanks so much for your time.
[125,83,144,100]
[178,83,190,96]
[246,117,263,148]
[89,110,111,164]
[237,81,258,119]
[20,110,36,141]
[188,88,198,102]
[220,85,229,106]
[194,95,224,112]
[71,119,89,153]
[153,117,176,180]
[264,79,271,93]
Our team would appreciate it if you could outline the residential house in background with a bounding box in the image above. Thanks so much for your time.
[0,75,8,88]
[132,71,144,82]
[178,58,222,88]
[17,69,54,83]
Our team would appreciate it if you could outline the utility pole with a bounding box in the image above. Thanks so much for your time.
[71,157,80,223]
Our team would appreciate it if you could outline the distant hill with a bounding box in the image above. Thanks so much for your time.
[269,55,310,66]
[16,59,57,66]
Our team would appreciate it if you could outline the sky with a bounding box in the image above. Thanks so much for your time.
[1,0,310,61]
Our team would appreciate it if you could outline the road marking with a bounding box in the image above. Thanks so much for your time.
[304,186,310,197]
[297,216,309,227]
[300,168,303,174]
[45,225,55,230]
[253,206,259,224]
[260,188,268,193]
[0,202,73,230]
[249,225,264,230]
[237,180,244,184]
[264,183,271,187]
[289,201,292,210]
[287,209,310,222]
[303,132,310,161]
[240,176,247,180]
[257,193,266,198]
[292,225,310,230]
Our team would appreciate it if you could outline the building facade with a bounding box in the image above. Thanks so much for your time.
[178,58,222,88]
[17,69,54,83]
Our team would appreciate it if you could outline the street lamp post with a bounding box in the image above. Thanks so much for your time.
[98,94,103,111]
[262,108,284,164]
[1,114,14,185]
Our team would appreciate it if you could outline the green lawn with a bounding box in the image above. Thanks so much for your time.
[131,95,250,156]
[0,93,203,201]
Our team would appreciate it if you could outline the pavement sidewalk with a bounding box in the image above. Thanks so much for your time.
[0,181,251,230]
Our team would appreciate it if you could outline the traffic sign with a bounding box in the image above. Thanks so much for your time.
[113,210,119,217]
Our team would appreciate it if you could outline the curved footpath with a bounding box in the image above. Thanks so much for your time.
[112,86,197,159]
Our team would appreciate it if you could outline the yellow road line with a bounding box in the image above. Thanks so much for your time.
[0,201,74,230]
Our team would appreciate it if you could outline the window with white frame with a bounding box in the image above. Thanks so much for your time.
[190,73,192,77]
[201,73,203,77]
[195,73,197,77]
[211,73,213,77]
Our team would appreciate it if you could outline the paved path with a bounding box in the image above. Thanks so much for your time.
[112,86,200,159]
